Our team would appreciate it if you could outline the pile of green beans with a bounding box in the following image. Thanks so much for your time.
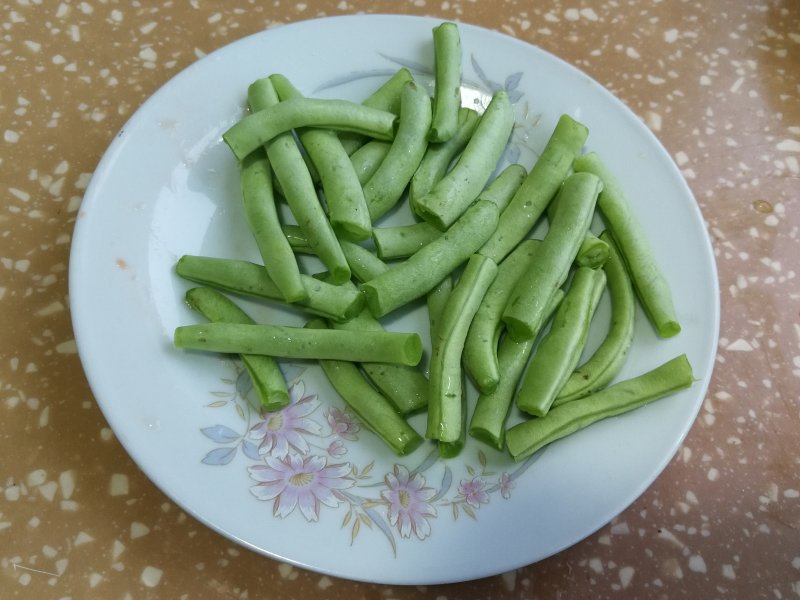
[172,21,692,460]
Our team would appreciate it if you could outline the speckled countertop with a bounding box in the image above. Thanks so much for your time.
[2,1,799,598]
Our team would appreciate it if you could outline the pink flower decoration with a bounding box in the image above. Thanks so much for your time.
[458,476,489,509]
[499,472,514,500]
[248,454,353,522]
[381,465,437,540]
[327,439,347,458]
[248,381,321,459]
[326,406,360,441]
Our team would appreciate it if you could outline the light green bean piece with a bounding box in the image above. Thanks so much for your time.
[479,114,589,263]
[270,74,371,242]
[223,96,397,161]
[361,199,499,318]
[477,163,528,213]
[339,67,414,155]
[423,275,453,441]
[413,91,515,230]
[469,289,564,450]
[502,172,602,341]
[506,354,695,462]
[239,150,306,303]
[174,322,422,366]
[463,239,541,394]
[248,78,351,284]
[515,266,607,417]
[576,232,610,268]
[175,255,364,322]
[184,287,289,412]
[573,151,681,338]
[372,221,442,260]
[554,230,636,404]
[426,254,498,443]
[305,319,424,456]
[409,107,480,205]
[350,140,392,184]
[428,22,462,143]
[333,310,428,416]
[364,80,432,221]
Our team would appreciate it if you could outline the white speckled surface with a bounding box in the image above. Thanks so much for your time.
[1,1,798,598]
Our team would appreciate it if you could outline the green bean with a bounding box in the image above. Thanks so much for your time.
[422,275,453,443]
[364,80,432,221]
[428,22,462,143]
[175,255,364,322]
[409,107,480,204]
[174,322,422,366]
[573,151,681,338]
[332,310,428,416]
[469,289,564,450]
[426,254,498,443]
[281,224,312,254]
[184,287,289,411]
[371,165,526,261]
[413,91,514,230]
[223,96,396,161]
[339,241,390,283]
[372,221,442,260]
[506,354,695,461]
[554,231,636,405]
[248,78,351,284]
[463,239,541,394]
[305,319,424,456]
[477,163,528,212]
[546,194,609,269]
[269,74,371,242]
[515,266,607,417]
[479,114,589,263]
[502,172,602,341]
[239,150,307,303]
[576,232,610,268]
[350,140,392,184]
[339,67,414,155]
[361,199,499,318]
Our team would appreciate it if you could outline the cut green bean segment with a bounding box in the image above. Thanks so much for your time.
[573,151,681,338]
[305,319,424,456]
[339,241,389,283]
[506,354,695,461]
[479,114,589,263]
[438,372,467,458]
[174,322,422,366]
[555,231,636,405]
[281,224,312,254]
[469,289,564,450]
[247,78,351,284]
[175,256,364,322]
[516,267,607,417]
[364,80,432,221]
[270,74,371,242]
[426,254,498,443]
[410,107,480,204]
[361,199,500,318]
[240,150,306,303]
[477,163,528,212]
[576,232,610,268]
[223,96,397,161]
[428,22,462,143]
[350,140,392,184]
[414,91,514,230]
[333,311,428,415]
[463,239,541,394]
[339,67,414,155]
[184,287,289,411]
[423,274,453,437]
[502,172,603,341]
[372,221,442,260]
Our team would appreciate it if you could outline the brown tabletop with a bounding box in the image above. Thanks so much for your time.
[2,1,798,598]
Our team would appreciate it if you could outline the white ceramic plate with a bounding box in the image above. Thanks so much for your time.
[69,15,719,585]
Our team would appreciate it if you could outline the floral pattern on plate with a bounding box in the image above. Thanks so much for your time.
[200,363,542,555]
